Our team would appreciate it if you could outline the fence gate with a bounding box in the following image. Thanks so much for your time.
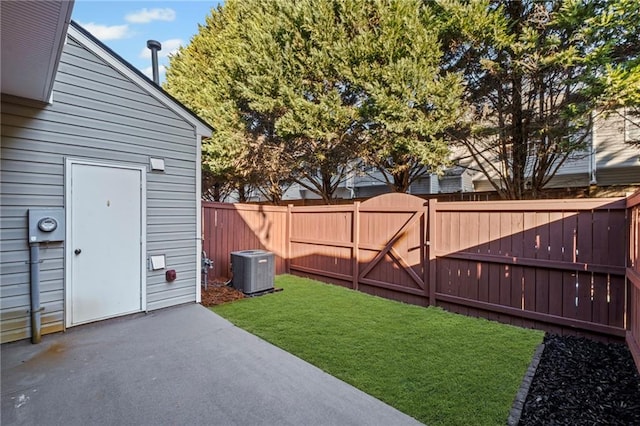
[356,194,429,304]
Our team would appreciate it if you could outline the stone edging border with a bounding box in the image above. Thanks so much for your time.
[507,343,545,426]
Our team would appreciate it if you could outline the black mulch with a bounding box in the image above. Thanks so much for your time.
[519,334,640,425]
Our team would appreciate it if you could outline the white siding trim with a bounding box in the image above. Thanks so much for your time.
[42,1,73,102]
[67,25,212,138]
[64,158,147,327]
[195,134,203,303]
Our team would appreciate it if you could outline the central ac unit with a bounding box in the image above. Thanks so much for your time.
[230,250,275,295]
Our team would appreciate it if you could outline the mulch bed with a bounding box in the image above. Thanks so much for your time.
[519,334,640,425]
[200,279,244,307]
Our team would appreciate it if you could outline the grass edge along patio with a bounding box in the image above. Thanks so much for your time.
[213,274,544,426]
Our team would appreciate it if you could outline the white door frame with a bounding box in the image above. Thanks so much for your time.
[64,158,147,328]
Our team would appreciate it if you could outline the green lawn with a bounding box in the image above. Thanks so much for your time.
[212,275,543,425]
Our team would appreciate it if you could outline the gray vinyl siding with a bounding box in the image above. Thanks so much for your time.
[460,171,473,192]
[594,113,640,181]
[596,167,640,186]
[473,173,591,192]
[553,150,591,176]
[0,35,198,343]
[356,185,389,198]
[543,173,590,188]
[439,175,463,194]
[473,178,496,192]
[409,176,431,194]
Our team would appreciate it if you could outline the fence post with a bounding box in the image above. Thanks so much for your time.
[422,202,428,301]
[353,202,360,290]
[428,199,437,306]
[286,204,293,274]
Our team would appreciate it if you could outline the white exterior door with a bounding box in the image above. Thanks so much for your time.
[68,162,144,326]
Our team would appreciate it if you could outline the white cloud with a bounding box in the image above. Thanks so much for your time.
[139,39,183,59]
[81,22,131,40]
[125,8,176,24]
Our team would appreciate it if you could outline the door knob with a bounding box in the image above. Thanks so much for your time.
[74,249,82,255]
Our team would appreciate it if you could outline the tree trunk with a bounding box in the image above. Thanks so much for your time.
[321,169,335,204]
[392,169,411,193]
[237,185,246,203]
[213,182,221,202]
[509,1,526,200]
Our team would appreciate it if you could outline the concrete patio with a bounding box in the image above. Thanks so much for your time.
[1,303,422,425]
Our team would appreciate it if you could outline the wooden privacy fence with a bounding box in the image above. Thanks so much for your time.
[201,203,288,276]
[431,198,627,338]
[628,191,640,369]
[203,191,639,368]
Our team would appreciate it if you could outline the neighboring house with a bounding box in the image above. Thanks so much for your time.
[277,166,474,201]
[591,110,640,187]
[471,110,640,192]
[1,2,213,343]
[238,111,638,203]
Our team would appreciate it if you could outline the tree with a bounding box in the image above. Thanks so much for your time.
[336,0,463,193]
[565,0,640,144]
[166,0,462,203]
[440,0,639,199]
[164,2,246,200]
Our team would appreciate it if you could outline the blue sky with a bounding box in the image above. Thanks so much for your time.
[72,1,221,84]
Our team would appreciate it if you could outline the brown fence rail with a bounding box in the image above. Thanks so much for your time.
[203,191,639,370]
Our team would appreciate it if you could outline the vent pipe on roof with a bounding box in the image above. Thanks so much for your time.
[146,40,162,85]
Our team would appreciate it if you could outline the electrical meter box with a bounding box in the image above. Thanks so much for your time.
[28,208,65,243]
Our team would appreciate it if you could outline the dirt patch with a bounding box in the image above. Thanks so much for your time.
[200,278,244,307]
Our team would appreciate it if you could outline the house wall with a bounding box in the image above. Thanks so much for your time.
[470,114,640,193]
[460,170,473,192]
[409,176,431,194]
[0,35,198,343]
[594,113,640,185]
[439,175,462,194]
[356,185,388,198]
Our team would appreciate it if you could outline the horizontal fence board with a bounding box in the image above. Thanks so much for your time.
[436,198,627,211]
[436,293,626,337]
[435,251,625,276]
[290,238,354,249]
[289,265,352,283]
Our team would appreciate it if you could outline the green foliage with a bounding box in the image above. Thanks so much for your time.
[166,0,639,201]
[339,0,463,192]
[213,275,543,425]
[165,2,255,200]
[562,0,640,144]
[562,0,640,109]
[441,0,640,199]
[165,0,463,202]
[441,1,591,199]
